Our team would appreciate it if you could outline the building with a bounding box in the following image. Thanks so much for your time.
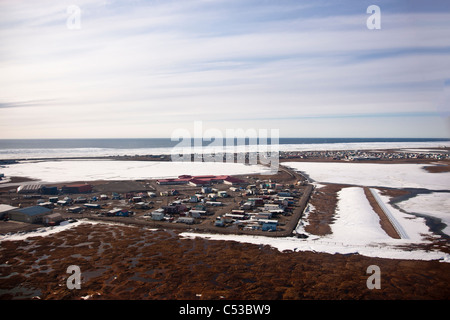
[44,213,64,226]
[108,208,129,217]
[9,206,53,223]
[0,204,17,220]
[62,184,93,194]
[223,176,246,185]
[84,203,101,209]
[151,209,165,221]
[17,184,42,194]
[41,186,58,195]
[68,206,83,213]
[177,217,195,224]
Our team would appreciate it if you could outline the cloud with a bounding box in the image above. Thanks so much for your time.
[0,0,449,138]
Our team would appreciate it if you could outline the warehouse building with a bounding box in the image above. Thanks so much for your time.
[9,206,53,224]
[62,184,93,194]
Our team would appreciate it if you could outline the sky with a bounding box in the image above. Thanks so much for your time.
[0,0,449,139]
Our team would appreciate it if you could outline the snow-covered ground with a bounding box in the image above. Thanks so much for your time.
[0,220,89,242]
[182,186,450,262]
[0,159,273,183]
[395,192,450,236]
[284,162,450,190]
[327,187,391,243]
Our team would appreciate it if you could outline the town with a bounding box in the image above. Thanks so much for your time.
[0,167,312,237]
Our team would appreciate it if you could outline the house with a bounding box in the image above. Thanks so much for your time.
[38,202,54,209]
[135,202,150,209]
[189,210,206,218]
[49,197,59,203]
[264,204,282,211]
[108,208,129,217]
[189,179,210,187]
[177,217,195,224]
[44,213,63,226]
[223,176,246,185]
[68,206,83,213]
[9,206,52,224]
[84,203,101,209]
[162,205,184,214]
[151,210,165,221]
[205,201,222,206]
[241,201,253,210]
[217,191,228,198]
[74,196,88,203]
[248,198,264,206]
[201,187,213,194]
[215,219,225,227]
[194,204,207,211]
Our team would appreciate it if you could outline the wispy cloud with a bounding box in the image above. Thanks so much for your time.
[0,0,449,138]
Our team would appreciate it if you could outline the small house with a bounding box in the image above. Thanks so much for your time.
[205,201,222,207]
[108,208,129,217]
[74,197,88,203]
[57,200,70,206]
[201,186,213,194]
[241,201,253,210]
[189,210,206,218]
[84,203,101,209]
[215,219,225,227]
[112,192,121,200]
[68,206,83,213]
[44,213,63,226]
[217,191,228,198]
[151,211,165,221]
[49,197,59,203]
[177,217,195,225]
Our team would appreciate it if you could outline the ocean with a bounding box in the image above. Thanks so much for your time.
[0,138,449,160]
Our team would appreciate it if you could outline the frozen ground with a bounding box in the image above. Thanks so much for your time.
[284,162,450,190]
[327,187,391,243]
[183,186,449,262]
[395,192,450,236]
[0,159,273,183]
